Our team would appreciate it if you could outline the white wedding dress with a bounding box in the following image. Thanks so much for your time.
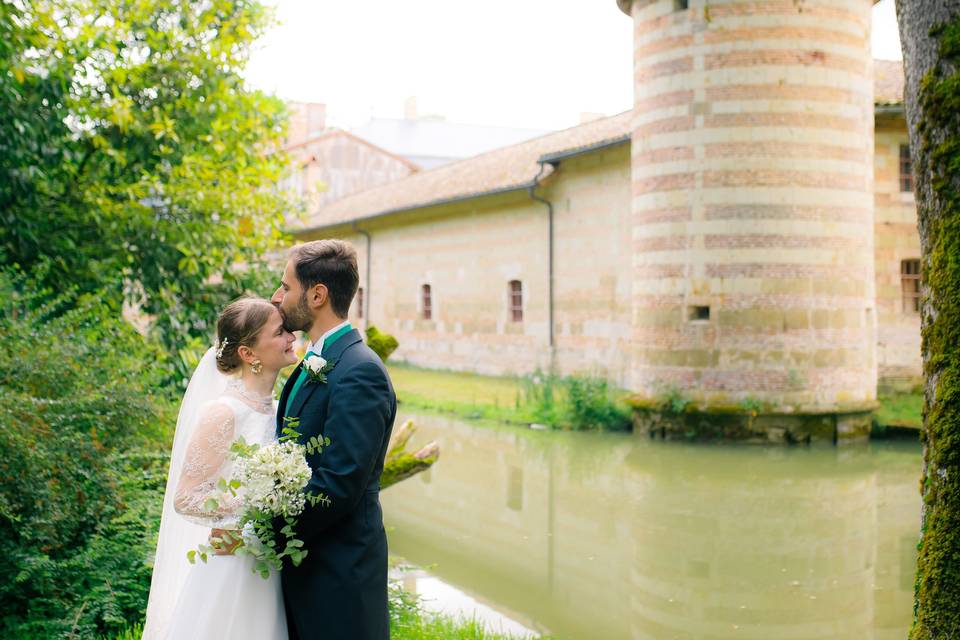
[143,350,287,639]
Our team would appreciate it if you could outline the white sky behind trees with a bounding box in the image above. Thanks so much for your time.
[244,0,904,131]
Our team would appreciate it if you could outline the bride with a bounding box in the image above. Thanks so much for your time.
[143,297,298,639]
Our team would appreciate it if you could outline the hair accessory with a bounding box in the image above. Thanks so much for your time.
[215,337,229,359]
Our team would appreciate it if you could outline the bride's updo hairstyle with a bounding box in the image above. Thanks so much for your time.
[214,297,276,374]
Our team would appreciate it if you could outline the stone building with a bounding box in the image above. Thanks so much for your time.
[291,0,920,440]
[285,129,419,211]
[350,97,550,169]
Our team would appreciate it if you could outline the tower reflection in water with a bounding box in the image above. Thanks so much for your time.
[383,414,920,640]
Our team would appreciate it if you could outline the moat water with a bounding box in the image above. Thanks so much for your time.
[381,412,922,640]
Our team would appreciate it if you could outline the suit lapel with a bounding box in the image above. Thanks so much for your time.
[286,329,364,420]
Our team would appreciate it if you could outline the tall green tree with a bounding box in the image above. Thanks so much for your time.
[895,1,960,637]
[0,0,296,372]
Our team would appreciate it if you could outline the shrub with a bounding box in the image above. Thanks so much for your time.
[367,325,400,362]
[661,386,691,415]
[562,374,632,431]
[0,271,176,638]
[523,370,632,432]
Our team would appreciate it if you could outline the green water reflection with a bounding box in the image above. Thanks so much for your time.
[382,414,922,640]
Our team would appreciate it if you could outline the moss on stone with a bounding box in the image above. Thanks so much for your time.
[380,453,437,490]
[908,13,960,640]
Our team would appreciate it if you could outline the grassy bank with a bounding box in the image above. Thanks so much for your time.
[389,362,924,437]
[386,362,632,431]
[876,390,923,431]
[387,363,532,424]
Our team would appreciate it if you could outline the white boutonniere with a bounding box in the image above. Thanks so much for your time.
[303,354,335,383]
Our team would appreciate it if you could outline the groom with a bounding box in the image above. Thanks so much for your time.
[271,239,396,640]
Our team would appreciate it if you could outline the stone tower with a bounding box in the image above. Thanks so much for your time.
[619,0,877,437]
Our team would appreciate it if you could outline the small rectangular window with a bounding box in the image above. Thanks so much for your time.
[421,284,432,320]
[673,0,689,11]
[688,305,710,322]
[900,144,914,193]
[509,280,523,322]
[901,259,920,313]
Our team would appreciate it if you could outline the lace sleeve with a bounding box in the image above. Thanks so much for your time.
[173,401,241,529]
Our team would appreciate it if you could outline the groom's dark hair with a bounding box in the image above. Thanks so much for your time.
[290,239,359,319]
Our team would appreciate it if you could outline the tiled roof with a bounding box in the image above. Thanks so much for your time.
[349,118,550,170]
[295,111,634,233]
[285,129,420,171]
[875,59,905,105]
[295,61,906,234]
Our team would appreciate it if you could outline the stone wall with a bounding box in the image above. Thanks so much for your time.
[337,192,551,376]
[320,145,632,379]
[873,120,922,390]
[542,144,633,385]
[627,0,877,412]
[288,133,416,214]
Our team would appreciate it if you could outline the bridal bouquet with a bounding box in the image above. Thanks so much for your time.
[188,425,331,579]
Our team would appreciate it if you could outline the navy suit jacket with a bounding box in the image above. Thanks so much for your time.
[276,328,396,640]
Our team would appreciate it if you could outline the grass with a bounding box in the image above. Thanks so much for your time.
[105,591,533,640]
[876,389,923,430]
[100,622,142,640]
[390,585,536,640]
[387,362,534,425]
[389,361,923,433]
[387,362,633,431]
[393,614,531,640]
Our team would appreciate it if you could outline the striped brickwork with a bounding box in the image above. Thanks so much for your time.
[627,0,877,410]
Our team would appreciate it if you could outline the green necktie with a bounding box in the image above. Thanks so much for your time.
[286,323,352,414]
[287,350,317,412]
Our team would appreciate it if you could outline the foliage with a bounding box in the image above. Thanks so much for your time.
[737,397,763,415]
[101,621,143,640]
[0,0,297,381]
[11,452,168,639]
[660,386,691,415]
[0,270,175,638]
[389,585,531,640]
[367,324,400,362]
[524,370,632,432]
[387,363,631,431]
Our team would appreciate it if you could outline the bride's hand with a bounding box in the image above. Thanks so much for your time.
[209,528,243,555]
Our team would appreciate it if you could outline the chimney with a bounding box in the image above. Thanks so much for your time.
[404,96,418,121]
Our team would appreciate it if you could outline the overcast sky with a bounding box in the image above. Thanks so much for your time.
[244,0,903,131]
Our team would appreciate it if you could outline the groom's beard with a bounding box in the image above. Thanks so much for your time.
[282,294,314,333]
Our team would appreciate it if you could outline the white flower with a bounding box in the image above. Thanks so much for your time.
[233,441,312,519]
[304,354,327,374]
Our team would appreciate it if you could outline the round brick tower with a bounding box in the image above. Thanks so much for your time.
[619,0,877,438]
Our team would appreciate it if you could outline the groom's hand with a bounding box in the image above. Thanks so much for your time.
[209,528,242,555]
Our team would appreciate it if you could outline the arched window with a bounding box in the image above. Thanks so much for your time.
[421,284,432,320]
[508,280,523,322]
[356,287,364,319]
